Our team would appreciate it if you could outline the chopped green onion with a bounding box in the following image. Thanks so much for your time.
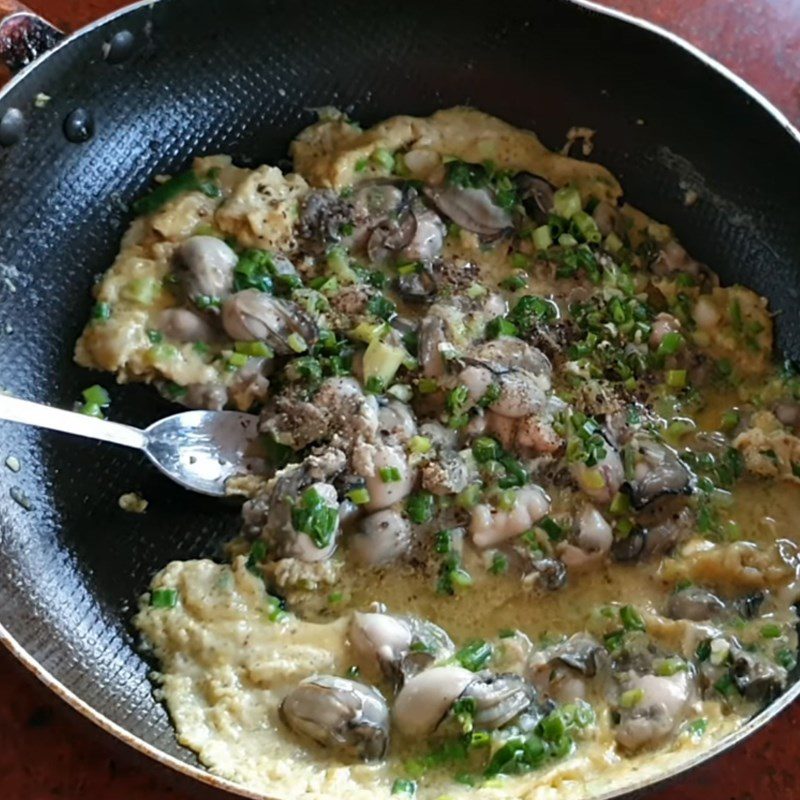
[777,649,797,670]
[371,148,395,172]
[449,568,473,590]
[434,529,453,554]
[666,369,687,389]
[761,623,782,639]
[620,605,645,631]
[478,382,501,408]
[471,730,492,748]
[287,333,307,353]
[664,418,695,446]
[539,710,567,740]
[82,385,110,407]
[291,486,338,549]
[497,455,528,489]
[465,281,487,299]
[579,466,606,491]
[397,261,421,276]
[721,410,740,432]
[234,340,274,358]
[121,277,160,306]
[497,488,517,511]
[347,487,371,505]
[227,352,249,368]
[695,639,712,662]
[391,779,416,796]
[91,302,111,321]
[147,343,178,363]
[657,331,684,356]
[538,517,565,541]
[349,319,390,343]
[417,377,439,394]
[457,483,483,509]
[392,152,409,177]
[446,385,470,414]
[79,402,104,418]
[619,688,644,708]
[288,356,323,386]
[266,594,287,622]
[508,294,559,330]
[558,233,578,247]
[532,225,553,250]
[509,252,530,271]
[363,337,405,389]
[609,492,630,516]
[456,639,493,672]
[730,298,743,332]
[604,231,623,253]
[408,435,431,454]
[571,210,601,244]
[246,540,268,574]
[714,673,739,698]
[472,437,502,464]
[489,552,509,575]
[151,588,178,609]
[656,657,687,676]
[604,630,625,652]
[402,759,427,780]
[311,275,339,295]
[367,294,397,321]
[365,376,386,394]
[194,294,221,310]
[615,518,634,537]
[132,168,221,216]
[193,224,220,237]
[686,718,708,738]
[379,466,402,483]
[500,272,528,291]
[327,247,357,284]
[161,381,187,401]
[406,491,435,524]
[486,316,518,338]
[552,186,582,219]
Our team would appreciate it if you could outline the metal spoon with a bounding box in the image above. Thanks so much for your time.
[0,394,263,497]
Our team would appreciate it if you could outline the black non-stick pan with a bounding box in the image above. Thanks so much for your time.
[1,0,799,797]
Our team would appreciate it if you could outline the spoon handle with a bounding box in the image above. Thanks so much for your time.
[0,393,147,450]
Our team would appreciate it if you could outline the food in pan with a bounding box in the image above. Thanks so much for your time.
[76,108,800,799]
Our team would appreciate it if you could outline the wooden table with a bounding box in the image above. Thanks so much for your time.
[2,2,799,798]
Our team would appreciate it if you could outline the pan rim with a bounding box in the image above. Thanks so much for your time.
[0,0,798,798]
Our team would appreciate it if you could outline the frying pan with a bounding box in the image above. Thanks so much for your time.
[0,0,799,797]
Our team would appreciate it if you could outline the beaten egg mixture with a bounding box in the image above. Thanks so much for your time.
[75,108,800,799]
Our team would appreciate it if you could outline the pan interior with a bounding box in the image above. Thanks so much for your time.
[0,0,799,789]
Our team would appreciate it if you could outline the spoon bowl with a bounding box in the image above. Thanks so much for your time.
[0,393,262,496]
[144,410,263,496]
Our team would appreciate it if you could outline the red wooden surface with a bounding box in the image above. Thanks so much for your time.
[2,2,800,799]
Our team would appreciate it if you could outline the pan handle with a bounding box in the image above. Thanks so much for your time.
[0,1,63,73]
[0,393,148,451]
